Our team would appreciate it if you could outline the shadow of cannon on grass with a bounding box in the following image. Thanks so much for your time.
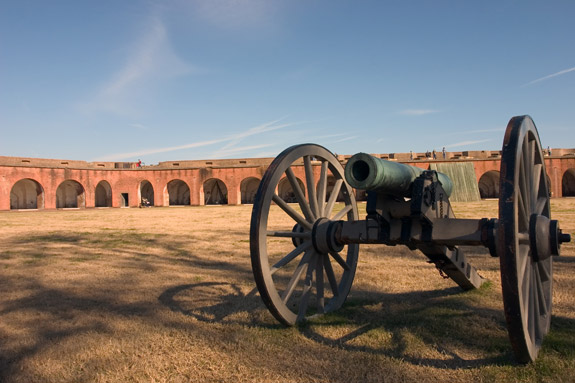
[294,284,575,369]
[158,282,266,325]
[294,285,515,369]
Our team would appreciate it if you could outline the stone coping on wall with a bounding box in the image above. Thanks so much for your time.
[1,147,574,170]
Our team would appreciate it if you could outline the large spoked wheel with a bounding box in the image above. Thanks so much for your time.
[498,115,553,363]
[250,144,359,325]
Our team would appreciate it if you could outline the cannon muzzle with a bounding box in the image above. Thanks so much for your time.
[344,152,453,197]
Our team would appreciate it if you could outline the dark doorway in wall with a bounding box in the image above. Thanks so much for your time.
[121,193,129,207]
[478,171,500,199]
[204,178,228,205]
[240,177,260,204]
[10,178,45,209]
[563,169,575,197]
[167,180,190,205]
[140,180,154,206]
[56,180,86,208]
[95,181,112,207]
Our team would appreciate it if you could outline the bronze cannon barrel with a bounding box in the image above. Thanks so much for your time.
[344,152,453,197]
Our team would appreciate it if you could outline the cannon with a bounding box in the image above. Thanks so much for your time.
[249,115,571,363]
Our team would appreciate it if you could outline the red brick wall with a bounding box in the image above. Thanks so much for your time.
[2,154,574,210]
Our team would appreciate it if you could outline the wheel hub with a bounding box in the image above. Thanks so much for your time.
[529,214,571,261]
[312,218,344,254]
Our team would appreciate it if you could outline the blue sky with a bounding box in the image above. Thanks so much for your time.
[1,1,574,164]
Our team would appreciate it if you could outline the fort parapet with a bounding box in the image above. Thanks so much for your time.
[1,148,574,210]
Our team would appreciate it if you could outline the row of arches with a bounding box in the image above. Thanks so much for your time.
[9,174,348,210]
[9,168,575,210]
[8,175,346,210]
[9,178,233,209]
[477,169,575,198]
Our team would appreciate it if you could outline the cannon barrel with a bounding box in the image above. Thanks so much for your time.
[344,152,453,197]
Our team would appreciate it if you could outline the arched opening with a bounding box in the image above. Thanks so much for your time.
[140,180,155,206]
[10,178,44,209]
[478,170,500,199]
[204,178,228,205]
[278,177,305,203]
[240,177,260,204]
[562,169,575,197]
[56,180,85,208]
[167,180,190,206]
[95,180,112,207]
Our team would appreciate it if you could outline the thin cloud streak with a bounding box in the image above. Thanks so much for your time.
[207,144,273,159]
[459,128,504,134]
[523,66,575,87]
[83,16,193,116]
[94,138,228,161]
[399,109,440,116]
[445,139,492,148]
[331,136,358,143]
[93,119,295,161]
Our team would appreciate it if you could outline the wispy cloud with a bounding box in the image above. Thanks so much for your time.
[207,144,273,159]
[83,17,193,116]
[399,109,440,116]
[93,119,295,161]
[522,66,575,87]
[130,123,149,131]
[331,136,358,143]
[189,0,281,30]
[463,128,504,134]
[445,139,492,148]
[93,138,229,161]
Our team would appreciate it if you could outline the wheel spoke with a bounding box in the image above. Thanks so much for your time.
[537,259,551,282]
[324,179,343,218]
[528,269,536,342]
[272,194,313,231]
[332,204,352,221]
[297,255,315,321]
[532,163,542,197]
[527,138,537,211]
[329,250,350,271]
[519,153,531,216]
[270,241,312,275]
[304,156,320,219]
[316,251,325,313]
[281,250,312,304]
[285,167,315,222]
[267,230,311,239]
[518,244,530,292]
[535,196,548,216]
[517,190,529,233]
[534,266,548,318]
[323,253,339,297]
[521,255,531,310]
[316,160,329,217]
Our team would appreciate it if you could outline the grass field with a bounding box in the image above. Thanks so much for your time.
[0,199,574,382]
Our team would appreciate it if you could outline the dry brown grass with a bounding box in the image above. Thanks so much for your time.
[0,199,574,382]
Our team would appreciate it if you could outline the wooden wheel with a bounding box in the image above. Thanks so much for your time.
[498,115,554,363]
[250,144,359,325]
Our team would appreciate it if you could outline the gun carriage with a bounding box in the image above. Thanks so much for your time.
[249,115,571,363]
